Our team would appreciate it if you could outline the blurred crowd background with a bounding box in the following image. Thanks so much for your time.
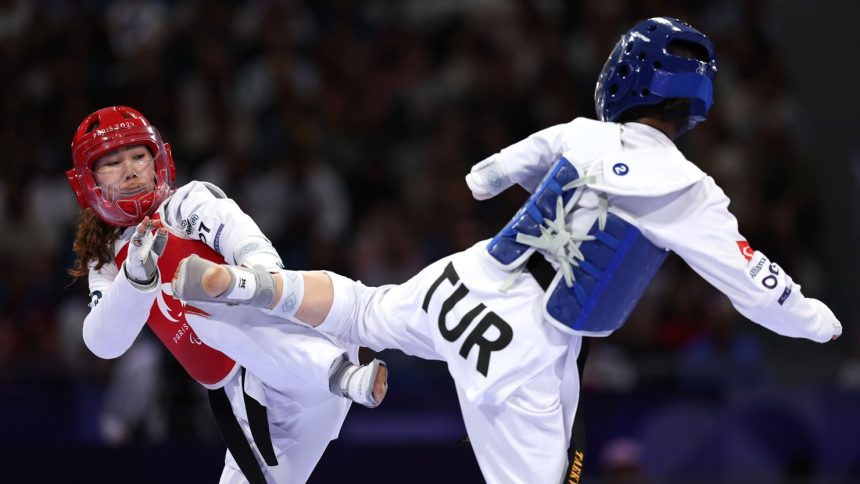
[1,0,858,482]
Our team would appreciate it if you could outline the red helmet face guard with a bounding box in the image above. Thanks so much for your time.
[67,106,176,227]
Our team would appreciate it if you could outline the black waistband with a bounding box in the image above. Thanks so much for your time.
[526,252,556,291]
[562,338,590,484]
[208,368,278,484]
[525,253,591,483]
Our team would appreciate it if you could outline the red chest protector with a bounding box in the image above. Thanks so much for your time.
[115,228,238,389]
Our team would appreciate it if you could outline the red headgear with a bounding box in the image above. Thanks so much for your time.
[66,106,176,226]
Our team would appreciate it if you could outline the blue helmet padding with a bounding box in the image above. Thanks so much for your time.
[594,17,718,132]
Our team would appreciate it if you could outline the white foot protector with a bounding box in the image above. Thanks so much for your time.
[329,356,388,408]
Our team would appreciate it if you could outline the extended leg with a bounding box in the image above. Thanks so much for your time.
[172,255,333,325]
[172,255,388,406]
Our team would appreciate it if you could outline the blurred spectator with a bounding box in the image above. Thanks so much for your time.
[0,1,852,481]
[600,437,648,484]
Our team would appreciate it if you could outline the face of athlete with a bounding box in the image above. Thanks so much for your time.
[91,145,156,201]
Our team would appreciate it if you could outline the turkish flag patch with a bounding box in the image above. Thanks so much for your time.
[737,241,754,261]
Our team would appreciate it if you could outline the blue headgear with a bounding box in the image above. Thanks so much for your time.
[594,17,718,134]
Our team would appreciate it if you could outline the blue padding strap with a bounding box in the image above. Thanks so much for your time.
[544,213,667,335]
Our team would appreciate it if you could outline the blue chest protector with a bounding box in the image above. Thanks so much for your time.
[487,156,668,336]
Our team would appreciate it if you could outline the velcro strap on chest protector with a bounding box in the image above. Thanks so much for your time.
[487,156,582,268]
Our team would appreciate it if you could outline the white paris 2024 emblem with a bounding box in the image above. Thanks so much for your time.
[159,283,203,345]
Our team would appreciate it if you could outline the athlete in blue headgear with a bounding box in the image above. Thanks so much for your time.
[173,17,841,484]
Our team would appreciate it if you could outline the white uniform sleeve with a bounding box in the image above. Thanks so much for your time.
[466,122,577,198]
[614,177,841,343]
[466,118,620,199]
[162,181,281,269]
[83,261,156,359]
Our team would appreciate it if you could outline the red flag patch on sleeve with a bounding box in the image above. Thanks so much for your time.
[737,241,754,261]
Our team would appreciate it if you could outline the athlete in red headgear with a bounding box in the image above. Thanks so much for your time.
[67,106,176,227]
[67,106,388,484]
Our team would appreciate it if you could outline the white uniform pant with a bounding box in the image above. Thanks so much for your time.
[185,300,359,483]
[217,370,351,484]
[318,244,587,484]
[455,340,585,484]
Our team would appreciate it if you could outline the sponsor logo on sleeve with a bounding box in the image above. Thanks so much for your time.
[778,283,793,305]
[180,214,200,235]
[749,255,767,279]
[88,290,103,308]
[737,241,754,261]
[612,163,629,176]
[748,254,785,292]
